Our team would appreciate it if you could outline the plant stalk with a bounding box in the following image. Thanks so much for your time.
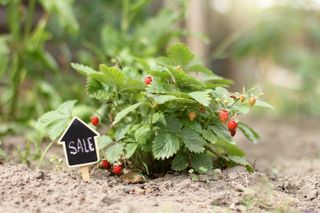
[37,140,55,169]
[121,0,129,33]
[24,0,36,39]
[9,57,22,119]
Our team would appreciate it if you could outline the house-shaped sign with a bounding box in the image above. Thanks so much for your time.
[58,117,100,167]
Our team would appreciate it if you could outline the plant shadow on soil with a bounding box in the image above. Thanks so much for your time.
[0,117,319,213]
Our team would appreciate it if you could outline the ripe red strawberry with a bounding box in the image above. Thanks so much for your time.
[229,129,236,137]
[144,75,153,85]
[249,97,256,106]
[112,164,123,175]
[100,160,110,170]
[188,111,196,121]
[228,119,238,130]
[219,110,229,122]
[90,116,99,126]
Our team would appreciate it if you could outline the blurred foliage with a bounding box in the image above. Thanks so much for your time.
[66,0,187,67]
[231,3,320,115]
[0,0,187,164]
[0,140,6,162]
[0,0,186,131]
[0,0,82,130]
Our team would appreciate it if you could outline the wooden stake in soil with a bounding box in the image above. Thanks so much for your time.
[58,117,100,181]
[79,166,90,182]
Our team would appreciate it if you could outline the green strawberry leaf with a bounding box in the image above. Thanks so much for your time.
[113,102,143,125]
[167,43,194,66]
[171,152,189,171]
[215,139,245,157]
[125,143,138,159]
[153,95,179,104]
[36,100,76,140]
[105,143,124,163]
[255,100,274,109]
[134,124,151,144]
[181,127,207,153]
[152,132,180,160]
[202,129,217,144]
[71,63,97,76]
[191,153,213,173]
[238,122,260,143]
[188,90,211,107]
[115,124,132,141]
[97,135,113,150]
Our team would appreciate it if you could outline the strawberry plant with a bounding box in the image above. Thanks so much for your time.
[38,43,271,173]
[10,0,185,166]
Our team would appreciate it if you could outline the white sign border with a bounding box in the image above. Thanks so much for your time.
[58,116,100,168]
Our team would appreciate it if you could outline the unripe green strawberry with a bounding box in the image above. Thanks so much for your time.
[188,112,196,121]
[239,95,245,103]
[228,119,238,130]
[219,110,229,123]
[249,97,256,106]
[199,105,206,113]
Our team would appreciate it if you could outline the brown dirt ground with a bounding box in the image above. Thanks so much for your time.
[0,118,319,213]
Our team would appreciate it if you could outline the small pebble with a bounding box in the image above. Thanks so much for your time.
[122,186,135,194]
[303,190,318,201]
[35,171,44,180]
[232,183,246,192]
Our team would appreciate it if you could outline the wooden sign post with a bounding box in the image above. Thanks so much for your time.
[58,117,100,181]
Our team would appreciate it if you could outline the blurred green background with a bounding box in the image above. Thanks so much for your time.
[209,0,320,116]
[0,0,319,163]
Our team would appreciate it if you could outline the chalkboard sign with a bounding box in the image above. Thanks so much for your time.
[58,117,100,167]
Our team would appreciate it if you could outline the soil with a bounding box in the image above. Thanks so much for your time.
[0,118,319,213]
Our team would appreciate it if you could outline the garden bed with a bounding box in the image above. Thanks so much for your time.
[0,117,319,213]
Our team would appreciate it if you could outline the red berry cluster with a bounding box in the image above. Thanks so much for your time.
[100,159,123,175]
[91,116,122,176]
[219,110,238,137]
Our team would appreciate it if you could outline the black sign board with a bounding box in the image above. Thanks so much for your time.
[58,117,100,167]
